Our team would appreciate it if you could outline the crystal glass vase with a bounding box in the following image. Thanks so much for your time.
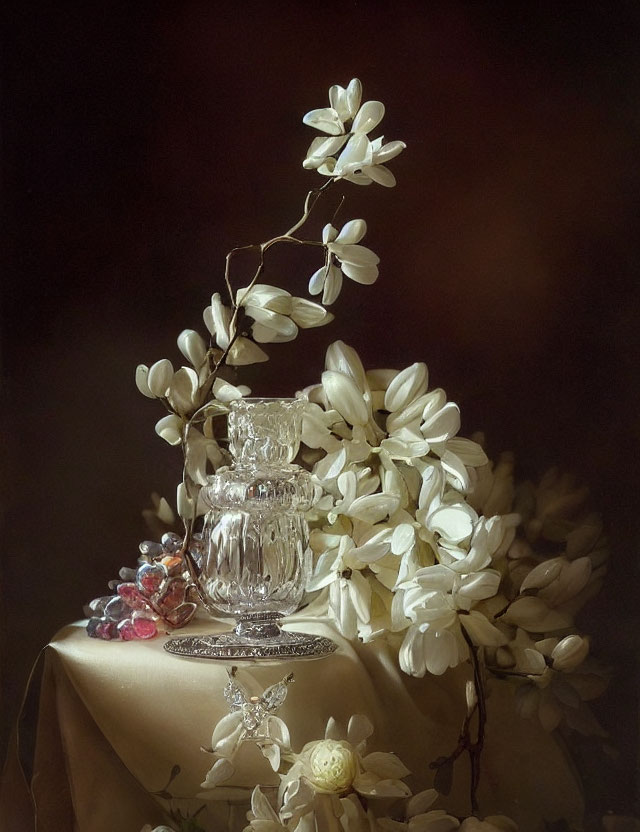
[164,398,336,660]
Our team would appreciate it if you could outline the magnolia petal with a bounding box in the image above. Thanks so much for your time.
[399,626,427,677]
[457,570,501,601]
[551,634,589,672]
[362,752,410,780]
[367,365,398,390]
[135,364,155,398]
[385,363,429,412]
[209,293,233,350]
[200,757,234,789]
[414,564,455,593]
[309,265,329,296]
[522,648,547,675]
[307,551,340,592]
[460,611,508,647]
[520,558,563,593]
[313,446,347,481]
[352,100,385,135]
[428,503,476,544]
[302,107,344,136]
[212,377,244,403]
[329,84,350,121]
[366,164,396,187]
[347,493,400,524]
[177,329,207,368]
[407,789,439,818]
[176,481,194,520]
[440,450,471,493]
[340,261,379,285]
[227,337,269,366]
[323,267,344,305]
[259,741,281,773]
[147,359,174,398]
[211,712,245,757]
[237,282,291,308]
[425,628,459,675]
[343,172,374,187]
[346,79,362,117]
[203,305,215,337]
[391,523,416,555]
[290,298,333,328]
[348,570,372,622]
[386,393,434,433]
[322,371,369,426]
[251,785,281,823]
[325,340,368,392]
[355,775,411,798]
[421,402,461,443]
[155,414,183,446]
[247,306,298,341]
[374,140,407,165]
[330,243,380,267]
[304,134,349,165]
[318,158,337,176]
[334,133,373,175]
[351,537,392,563]
[503,596,573,632]
[445,437,489,467]
[168,366,199,415]
[347,714,373,747]
[332,579,357,638]
[335,218,367,245]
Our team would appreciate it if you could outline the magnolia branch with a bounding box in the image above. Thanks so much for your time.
[430,623,487,815]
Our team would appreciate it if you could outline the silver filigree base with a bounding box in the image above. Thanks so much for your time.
[164,628,337,660]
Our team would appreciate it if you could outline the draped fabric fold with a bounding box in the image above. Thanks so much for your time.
[1,616,583,832]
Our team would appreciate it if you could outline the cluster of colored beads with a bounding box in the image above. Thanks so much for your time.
[84,533,202,640]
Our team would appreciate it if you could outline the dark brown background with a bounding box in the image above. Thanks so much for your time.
[3,0,640,819]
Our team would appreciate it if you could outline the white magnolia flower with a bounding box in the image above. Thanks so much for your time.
[492,628,607,734]
[303,78,406,187]
[244,786,288,832]
[281,715,411,803]
[203,292,269,365]
[236,283,333,343]
[309,220,379,305]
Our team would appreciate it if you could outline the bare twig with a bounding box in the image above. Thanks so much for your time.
[430,623,488,815]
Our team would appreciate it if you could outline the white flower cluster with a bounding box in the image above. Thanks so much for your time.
[299,341,609,735]
[135,79,406,515]
[237,713,517,832]
[303,78,406,187]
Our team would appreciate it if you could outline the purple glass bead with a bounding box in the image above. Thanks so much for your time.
[136,562,167,595]
[117,618,136,640]
[104,596,127,621]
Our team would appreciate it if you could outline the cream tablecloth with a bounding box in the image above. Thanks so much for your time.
[1,613,584,832]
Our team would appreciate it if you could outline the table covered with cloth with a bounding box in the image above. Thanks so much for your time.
[1,612,584,832]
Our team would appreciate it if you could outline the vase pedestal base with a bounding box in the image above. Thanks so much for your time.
[163,628,337,660]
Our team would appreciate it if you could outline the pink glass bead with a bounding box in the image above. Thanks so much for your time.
[132,615,158,639]
[117,618,136,640]
[95,619,117,640]
[117,582,149,611]
[136,562,167,595]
